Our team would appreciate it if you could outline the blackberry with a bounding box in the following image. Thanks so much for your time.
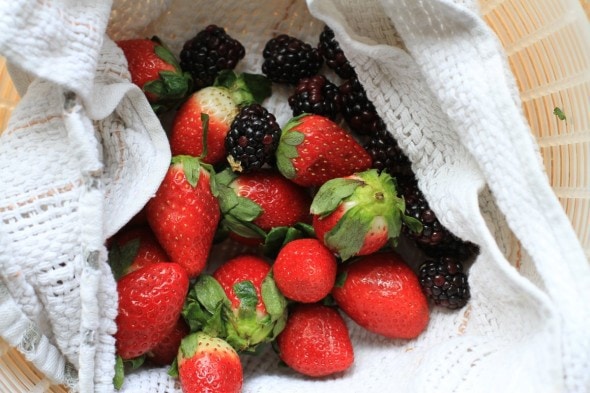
[225,104,281,173]
[399,179,450,247]
[363,126,413,180]
[288,75,340,120]
[400,179,479,260]
[418,234,480,261]
[317,25,356,79]
[419,257,470,309]
[261,34,323,85]
[338,76,383,136]
[180,25,245,91]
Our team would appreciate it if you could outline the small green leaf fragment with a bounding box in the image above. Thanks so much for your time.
[113,355,125,390]
[325,206,373,260]
[334,271,348,288]
[167,358,179,378]
[261,272,287,321]
[108,238,140,280]
[310,178,363,216]
[233,280,258,311]
[553,107,567,121]
[282,131,305,146]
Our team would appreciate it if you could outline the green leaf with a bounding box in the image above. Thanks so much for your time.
[214,70,238,89]
[553,106,567,121]
[167,357,179,379]
[108,238,140,280]
[195,275,229,314]
[324,205,374,260]
[334,271,348,288]
[234,280,258,312]
[402,214,423,234]
[262,226,290,258]
[310,177,364,216]
[113,355,125,390]
[260,272,287,322]
[276,145,297,179]
[230,196,263,222]
[281,131,305,146]
[172,155,201,187]
[153,38,181,70]
[222,215,266,239]
[241,73,272,104]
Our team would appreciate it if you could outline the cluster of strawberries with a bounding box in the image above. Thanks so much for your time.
[110,26,463,393]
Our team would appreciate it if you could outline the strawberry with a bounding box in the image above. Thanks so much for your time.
[115,262,189,360]
[176,332,243,393]
[169,71,271,165]
[182,254,287,352]
[147,317,190,366]
[332,252,430,339]
[276,114,372,187]
[108,225,169,280]
[215,168,312,244]
[311,169,422,260]
[276,303,354,377]
[116,36,191,113]
[273,238,337,303]
[146,155,220,278]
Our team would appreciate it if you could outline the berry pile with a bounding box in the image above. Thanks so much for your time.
[112,25,479,392]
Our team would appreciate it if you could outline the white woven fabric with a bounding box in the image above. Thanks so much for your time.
[1,0,589,392]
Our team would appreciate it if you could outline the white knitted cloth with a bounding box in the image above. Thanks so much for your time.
[1,0,589,392]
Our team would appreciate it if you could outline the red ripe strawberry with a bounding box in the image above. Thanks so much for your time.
[177,332,243,393]
[108,225,169,279]
[147,317,190,366]
[276,114,372,187]
[276,303,354,377]
[332,252,430,339]
[116,37,191,113]
[146,155,220,278]
[273,238,337,303]
[169,71,271,165]
[215,168,312,243]
[311,169,422,260]
[115,262,189,360]
[183,254,288,352]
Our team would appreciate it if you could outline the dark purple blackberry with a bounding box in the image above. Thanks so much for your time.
[399,179,480,260]
[364,126,413,180]
[261,34,323,85]
[225,104,281,173]
[180,25,245,91]
[318,25,356,79]
[338,76,383,136]
[419,257,470,309]
[288,75,340,120]
[399,179,449,247]
[418,234,480,261]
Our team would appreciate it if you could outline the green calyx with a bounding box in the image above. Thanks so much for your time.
[214,70,272,107]
[145,37,192,114]
[311,169,421,260]
[108,237,140,281]
[181,272,287,353]
[113,354,145,390]
[214,168,266,240]
[275,114,307,179]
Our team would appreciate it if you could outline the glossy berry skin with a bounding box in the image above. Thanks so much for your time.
[180,24,245,91]
[115,262,189,360]
[177,332,243,393]
[277,303,354,377]
[147,317,190,366]
[332,252,429,339]
[261,34,323,84]
[273,238,337,303]
[288,75,340,121]
[108,225,169,279]
[317,25,356,80]
[232,169,312,231]
[170,86,239,165]
[116,37,190,113]
[213,254,271,315]
[146,156,220,279]
[276,114,372,187]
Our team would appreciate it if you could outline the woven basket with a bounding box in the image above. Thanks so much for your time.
[0,0,588,391]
